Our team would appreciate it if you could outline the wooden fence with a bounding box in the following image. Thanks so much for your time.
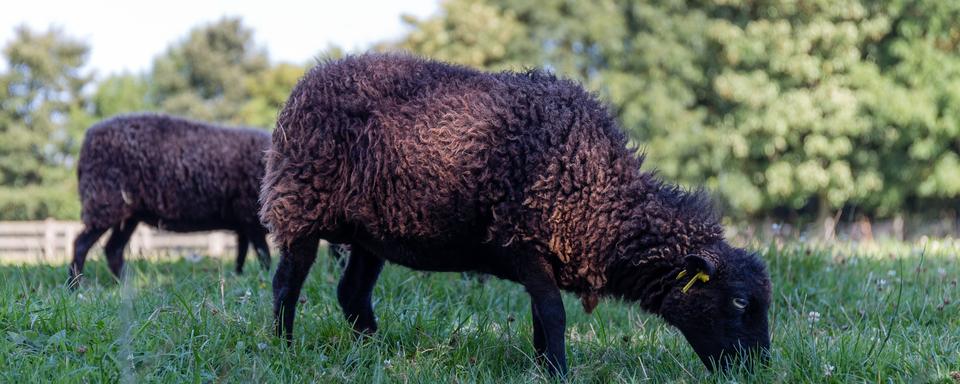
[0,220,240,262]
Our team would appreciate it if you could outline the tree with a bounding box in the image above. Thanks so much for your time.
[150,17,269,125]
[238,62,304,128]
[92,72,153,119]
[0,26,93,220]
[393,0,537,71]
[873,0,960,214]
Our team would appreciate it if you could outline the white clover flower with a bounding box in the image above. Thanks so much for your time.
[808,311,821,323]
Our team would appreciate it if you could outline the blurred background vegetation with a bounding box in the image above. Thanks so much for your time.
[1,0,959,237]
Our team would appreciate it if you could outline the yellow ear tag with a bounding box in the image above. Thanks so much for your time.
[676,270,710,294]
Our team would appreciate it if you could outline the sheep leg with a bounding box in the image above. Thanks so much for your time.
[235,233,249,274]
[520,257,567,376]
[273,233,320,342]
[104,220,138,279]
[337,245,384,335]
[68,226,109,288]
[531,301,547,359]
[250,232,271,271]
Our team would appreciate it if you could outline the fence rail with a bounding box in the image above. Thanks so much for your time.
[0,220,240,262]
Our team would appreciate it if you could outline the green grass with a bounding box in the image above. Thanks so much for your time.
[1,241,959,383]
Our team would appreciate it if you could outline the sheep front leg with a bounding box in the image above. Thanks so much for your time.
[104,221,138,279]
[337,245,384,335]
[234,233,249,274]
[250,232,271,271]
[68,226,109,288]
[520,256,567,376]
[273,233,319,342]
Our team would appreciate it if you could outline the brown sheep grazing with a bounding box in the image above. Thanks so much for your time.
[69,114,272,286]
[260,54,771,375]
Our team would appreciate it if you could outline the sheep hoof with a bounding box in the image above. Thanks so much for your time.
[352,324,377,337]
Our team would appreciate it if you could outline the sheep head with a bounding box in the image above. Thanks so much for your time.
[658,244,771,371]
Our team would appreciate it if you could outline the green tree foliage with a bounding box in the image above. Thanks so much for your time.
[150,17,270,125]
[92,73,152,118]
[396,0,960,220]
[147,17,306,129]
[395,0,537,70]
[0,26,92,219]
[238,62,304,128]
[875,0,960,210]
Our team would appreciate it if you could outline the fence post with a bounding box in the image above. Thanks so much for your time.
[64,223,77,259]
[127,225,144,257]
[209,232,225,256]
[142,227,153,254]
[43,219,57,260]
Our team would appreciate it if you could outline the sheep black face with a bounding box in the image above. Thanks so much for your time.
[659,245,771,372]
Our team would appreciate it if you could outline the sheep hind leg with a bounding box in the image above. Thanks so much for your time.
[337,245,384,335]
[68,226,109,289]
[531,301,547,360]
[234,233,249,274]
[250,232,271,271]
[518,256,567,376]
[103,220,138,280]
[273,233,320,343]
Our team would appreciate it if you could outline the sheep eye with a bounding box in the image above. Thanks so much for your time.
[732,298,749,310]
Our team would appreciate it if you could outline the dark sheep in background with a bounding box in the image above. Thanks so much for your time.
[70,114,272,286]
[260,54,771,375]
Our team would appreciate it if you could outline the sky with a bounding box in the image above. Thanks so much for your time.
[1,0,439,76]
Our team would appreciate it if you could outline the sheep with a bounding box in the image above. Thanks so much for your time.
[260,54,771,375]
[69,114,272,286]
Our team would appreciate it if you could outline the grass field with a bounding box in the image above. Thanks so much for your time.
[1,240,959,383]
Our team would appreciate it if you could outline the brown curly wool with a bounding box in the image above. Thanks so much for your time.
[262,54,770,374]
[264,54,722,298]
[70,113,272,282]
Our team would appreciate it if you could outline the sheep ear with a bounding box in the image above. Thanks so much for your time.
[684,254,716,276]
